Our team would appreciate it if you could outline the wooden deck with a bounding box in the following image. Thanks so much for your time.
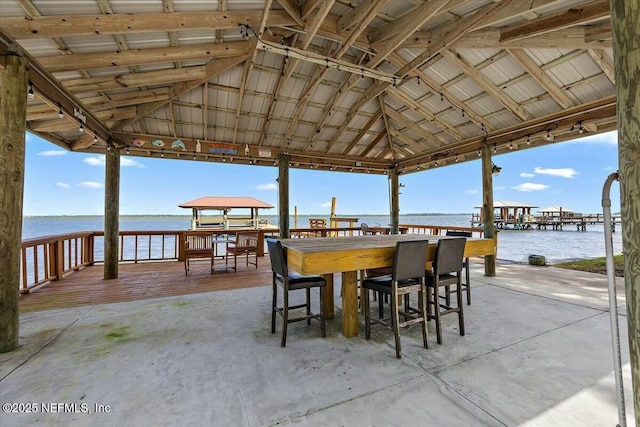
[19,257,273,313]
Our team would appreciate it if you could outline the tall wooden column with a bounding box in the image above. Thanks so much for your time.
[610,0,640,423]
[0,54,27,352]
[278,153,290,238]
[389,167,400,234]
[104,145,120,279]
[481,142,496,276]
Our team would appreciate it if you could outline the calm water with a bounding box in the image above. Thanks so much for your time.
[22,214,623,263]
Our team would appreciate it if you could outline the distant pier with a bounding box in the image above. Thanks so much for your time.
[470,212,622,232]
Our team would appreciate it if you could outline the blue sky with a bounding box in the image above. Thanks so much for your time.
[23,131,620,216]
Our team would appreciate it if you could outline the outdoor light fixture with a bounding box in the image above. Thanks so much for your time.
[28,81,34,99]
[58,103,64,119]
[492,162,502,176]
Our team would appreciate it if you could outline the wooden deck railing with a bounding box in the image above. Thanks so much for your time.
[19,225,490,292]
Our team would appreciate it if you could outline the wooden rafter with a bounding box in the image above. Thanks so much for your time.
[403,27,612,50]
[38,41,252,73]
[587,49,615,84]
[322,0,516,154]
[508,49,574,109]
[500,0,609,43]
[277,0,304,27]
[378,97,397,160]
[382,104,440,149]
[334,0,389,58]
[301,0,325,20]
[386,88,462,142]
[0,10,296,39]
[115,54,249,130]
[441,49,531,121]
[367,1,448,68]
[301,0,335,50]
[341,111,382,155]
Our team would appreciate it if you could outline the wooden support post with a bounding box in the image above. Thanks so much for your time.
[481,142,496,276]
[610,1,640,423]
[322,273,334,319]
[389,167,400,234]
[104,145,120,279]
[0,53,27,353]
[342,270,358,337]
[278,153,290,238]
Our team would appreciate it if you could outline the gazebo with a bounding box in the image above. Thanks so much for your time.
[0,2,638,419]
[178,196,275,230]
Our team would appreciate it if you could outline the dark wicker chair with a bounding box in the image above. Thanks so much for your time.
[445,230,472,305]
[267,239,327,347]
[360,223,373,235]
[427,238,466,344]
[362,240,430,359]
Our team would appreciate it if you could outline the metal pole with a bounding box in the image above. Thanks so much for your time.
[602,172,626,427]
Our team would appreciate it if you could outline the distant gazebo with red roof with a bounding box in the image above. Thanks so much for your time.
[179,196,275,230]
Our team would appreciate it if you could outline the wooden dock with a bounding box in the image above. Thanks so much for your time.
[470,213,622,231]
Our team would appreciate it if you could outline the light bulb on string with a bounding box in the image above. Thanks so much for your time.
[28,81,34,99]
[79,123,84,133]
[58,103,63,119]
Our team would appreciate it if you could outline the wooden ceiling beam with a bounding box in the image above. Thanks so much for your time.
[334,0,389,58]
[441,49,532,121]
[116,53,248,130]
[232,0,272,144]
[337,0,387,35]
[62,66,207,93]
[341,111,382,155]
[301,0,335,50]
[587,49,615,84]
[500,0,610,43]
[386,87,462,142]
[399,95,616,168]
[358,127,389,159]
[323,1,513,154]
[277,0,304,28]
[508,49,574,109]
[404,27,612,50]
[584,21,612,43]
[369,0,452,44]
[301,0,325,20]
[368,1,448,68]
[38,41,252,73]
[0,10,296,39]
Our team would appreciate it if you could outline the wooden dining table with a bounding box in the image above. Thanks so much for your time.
[279,234,496,338]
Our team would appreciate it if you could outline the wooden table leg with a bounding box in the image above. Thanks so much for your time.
[342,270,358,337]
[322,273,334,319]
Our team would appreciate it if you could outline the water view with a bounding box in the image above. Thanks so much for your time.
[22,214,623,264]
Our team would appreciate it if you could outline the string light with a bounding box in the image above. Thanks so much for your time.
[79,123,84,133]
[28,81,34,99]
[508,140,513,150]
[93,132,98,143]
[546,130,552,141]
[578,121,584,134]
[526,135,531,145]
[160,148,164,158]
[493,143,497,154]
[58,103,63,119]
[126,147,130,155]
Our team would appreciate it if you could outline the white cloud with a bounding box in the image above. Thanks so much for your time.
[567,131,617,146]
[494,185,506,190]
[465,190,478,194]
[255,183,277,190]
[513,182,550,192]
[56,182,70,188]
[534,167,578,179]
[121,158,145,168]
[84,156,104,166]
[319,201,332,208]
[84,155,144,168]
[38,150,66,157]
[520,172,535,178]
[79,181,103,188]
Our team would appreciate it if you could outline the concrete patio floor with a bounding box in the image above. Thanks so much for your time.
[1,261,636,426]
